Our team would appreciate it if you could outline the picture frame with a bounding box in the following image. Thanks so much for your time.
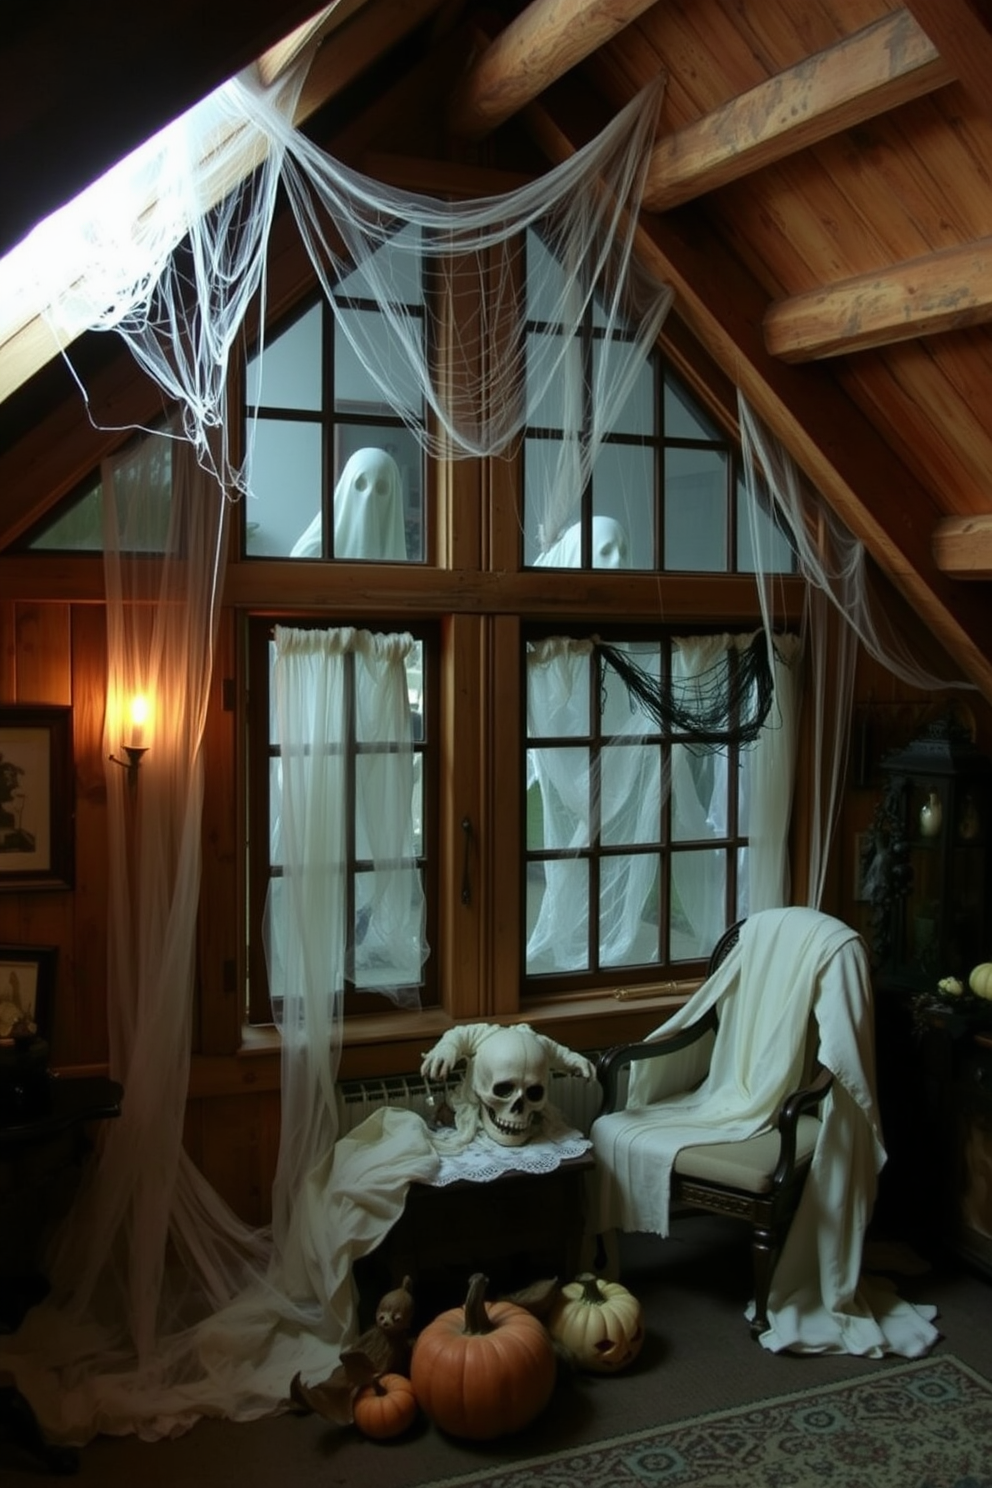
[0,704,74,891]
[0,944,57,1043]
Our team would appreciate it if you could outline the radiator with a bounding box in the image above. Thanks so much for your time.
[336,1061,603,1138]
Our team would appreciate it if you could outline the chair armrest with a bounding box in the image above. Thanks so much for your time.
[771,1064,833,1190]
[595,1008,719,1115]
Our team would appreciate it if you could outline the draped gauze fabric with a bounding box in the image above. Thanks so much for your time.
[591,907,939,1357]
[525,631,801,973]
[0,613,438,1442]
[738,394,973,909]
[21,42,673,570]
[290,447,407,560]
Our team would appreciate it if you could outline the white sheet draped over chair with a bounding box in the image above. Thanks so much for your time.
[591,907,940,1357]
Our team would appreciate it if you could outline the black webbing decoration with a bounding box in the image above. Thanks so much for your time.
[594,632,777,748]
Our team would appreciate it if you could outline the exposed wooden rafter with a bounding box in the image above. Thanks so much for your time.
[933,515,992,579]
[447,0,658,139]
[764,238,992,361]
[642,10,951,210]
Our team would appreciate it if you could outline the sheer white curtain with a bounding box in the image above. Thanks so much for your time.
[0,429,284,1438]
[265,624,427,1278]
[738,393,969,907]
[525,632,800,972]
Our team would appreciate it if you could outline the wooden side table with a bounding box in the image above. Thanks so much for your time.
[367,1152,595,1323]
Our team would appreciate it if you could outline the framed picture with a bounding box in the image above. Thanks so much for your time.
[0,705,74,891]
[0,944,57,1043]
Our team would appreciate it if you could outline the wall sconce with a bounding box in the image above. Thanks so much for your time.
[109,693,150,786]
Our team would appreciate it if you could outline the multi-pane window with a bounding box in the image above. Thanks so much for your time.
[242,229,426,562]
[522,231,792,575]
[246,617,436,1023]
[523,632,757,992]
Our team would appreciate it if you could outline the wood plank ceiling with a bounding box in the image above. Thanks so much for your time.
[3,0,992,692]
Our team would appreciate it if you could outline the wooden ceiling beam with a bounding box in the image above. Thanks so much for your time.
[764,237,992,361]
[902,0,992,126]
[447,0,658,139]
[933,515,992,579]
[644,9,952,211]
[526,84,992,701]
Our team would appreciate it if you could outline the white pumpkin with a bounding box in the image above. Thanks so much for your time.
[969,963,992,1000]
[547,1273,644,1373]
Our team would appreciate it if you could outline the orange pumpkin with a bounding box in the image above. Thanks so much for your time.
[352,1372,418,1439]
[410,1272,556,1440]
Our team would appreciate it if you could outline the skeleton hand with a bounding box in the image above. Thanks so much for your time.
[538,1033,595,1081]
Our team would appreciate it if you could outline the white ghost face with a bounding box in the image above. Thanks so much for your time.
[591,516,628,569]
[471,1026,549,1147]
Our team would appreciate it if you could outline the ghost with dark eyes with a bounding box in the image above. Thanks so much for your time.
[291,447,407,560]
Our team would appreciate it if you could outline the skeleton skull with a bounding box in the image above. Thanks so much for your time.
[472,1026,549,1146]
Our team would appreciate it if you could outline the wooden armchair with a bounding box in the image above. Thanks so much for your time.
[594,919,834,1338]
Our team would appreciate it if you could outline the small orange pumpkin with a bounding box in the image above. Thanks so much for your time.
[410,1272,556,1439]
[352,1372,418,1439]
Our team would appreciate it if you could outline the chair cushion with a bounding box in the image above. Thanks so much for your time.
[673,1115,821,1193]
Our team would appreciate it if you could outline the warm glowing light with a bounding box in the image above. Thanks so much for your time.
[128,693,150,746]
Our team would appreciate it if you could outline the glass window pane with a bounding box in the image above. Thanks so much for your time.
[665,371,721,441]
[245,418,322,556]
[592,443,654,569]
[527,662,590,738]
[736,473,795,574]
[526,327,573,427]
[526,230,567,320]
[594,343,654,435]
[664,446,728,570]
[526,748,590,847]
[600,745,660,845]
[526,859,589,974]
[671,745,728,842]
[523,438,557,565]
[336,222,423,304]
[601,853,660,968]
[352,868,424,989]
[269,758,283,867]
[335,308,422,413]
[246,302,321,411]
[28,479,103,550]
[670,849,727,959]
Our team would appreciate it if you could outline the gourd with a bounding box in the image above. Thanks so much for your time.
[351,1372,418,1439]
[410,1272,556,1439]
[969,963,992,1000]
[548,1273,644,1373]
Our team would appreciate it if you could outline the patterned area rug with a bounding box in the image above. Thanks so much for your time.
[414,1355,992,1488]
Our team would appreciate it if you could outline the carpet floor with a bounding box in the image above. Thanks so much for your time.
[4,1215,992,1486]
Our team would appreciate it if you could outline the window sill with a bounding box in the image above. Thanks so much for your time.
[187,978,702,1096]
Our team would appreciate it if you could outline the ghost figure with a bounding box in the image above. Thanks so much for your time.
[420,1021,595,1148]
[535,516,629,569]
[291,448,407,559]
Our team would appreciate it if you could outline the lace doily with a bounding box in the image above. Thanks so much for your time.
[429,1128,592,1187]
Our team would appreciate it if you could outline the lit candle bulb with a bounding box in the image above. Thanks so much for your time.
[129,692,149,748]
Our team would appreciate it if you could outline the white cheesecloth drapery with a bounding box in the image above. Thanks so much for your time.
[524,630,801,973]
[0,45,675,1445]
[591,907,940,1357]
[15,43,673,569]
[738,393,973,909]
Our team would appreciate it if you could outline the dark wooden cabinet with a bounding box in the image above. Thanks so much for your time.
[864,715,991,993]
